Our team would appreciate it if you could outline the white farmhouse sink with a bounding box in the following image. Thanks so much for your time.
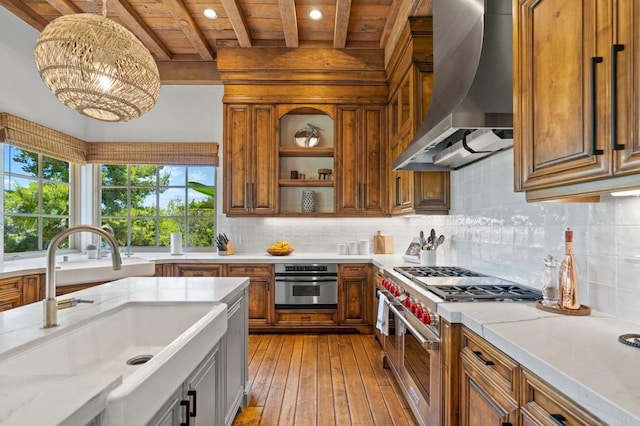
[55,256,155,285]
[0,301,228,425]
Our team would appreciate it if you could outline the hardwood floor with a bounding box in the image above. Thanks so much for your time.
[232,334,417,426]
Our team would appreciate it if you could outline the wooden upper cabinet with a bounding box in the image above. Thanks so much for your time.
[336,105,386,216]
[515,0,640,200]
[613,0,640,175]
[386,18,450,215]
[223,104,277,216]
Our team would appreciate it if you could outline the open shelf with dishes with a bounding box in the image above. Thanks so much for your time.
[278,106,335,215]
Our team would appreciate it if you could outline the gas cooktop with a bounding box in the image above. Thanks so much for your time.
[393,266,542,302]
[394,266,486,278]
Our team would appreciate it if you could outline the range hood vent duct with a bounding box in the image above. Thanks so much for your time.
[393,0,513,171]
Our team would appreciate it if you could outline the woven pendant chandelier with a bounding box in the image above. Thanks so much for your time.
[34,0,160,122]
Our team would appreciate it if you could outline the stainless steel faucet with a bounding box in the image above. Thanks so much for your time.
[43,225,122,328]
[99,224,116,257]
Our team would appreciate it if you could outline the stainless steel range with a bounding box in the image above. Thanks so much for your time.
[375,265,541,426]
[393,266,542,302]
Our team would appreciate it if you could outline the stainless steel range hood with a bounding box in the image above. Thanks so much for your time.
[393,0,513,171]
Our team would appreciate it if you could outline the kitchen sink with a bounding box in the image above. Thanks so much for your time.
[55,255,155,285]
[0,301,228,425]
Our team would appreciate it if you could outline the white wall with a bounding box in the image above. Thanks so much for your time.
[2,6,638,324]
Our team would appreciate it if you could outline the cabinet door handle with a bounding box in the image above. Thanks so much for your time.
[187,389,197,417]
[472,350,495,366]
[395,176,401,206]
[180,400,190,426]
[501,423,513,426]
[550,413,568,425]
[590,56,604,155]
[611,44,625,151]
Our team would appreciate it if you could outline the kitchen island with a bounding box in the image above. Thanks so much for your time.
[0,276,249,425]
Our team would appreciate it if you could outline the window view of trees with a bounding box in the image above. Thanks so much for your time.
[100,165,215,248]
[3,145,70,253]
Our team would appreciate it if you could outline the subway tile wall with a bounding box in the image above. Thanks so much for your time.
[219,149,640,324]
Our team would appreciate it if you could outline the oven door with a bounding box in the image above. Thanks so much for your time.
[389,303,441,426]
[274,276,338,307]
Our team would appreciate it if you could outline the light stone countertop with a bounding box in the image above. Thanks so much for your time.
[0,276,249,426]
[0,251,374,279]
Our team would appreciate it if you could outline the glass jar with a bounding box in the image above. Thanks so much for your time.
[542,255,559,307]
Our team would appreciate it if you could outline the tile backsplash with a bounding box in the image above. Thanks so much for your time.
[220,148,640,324]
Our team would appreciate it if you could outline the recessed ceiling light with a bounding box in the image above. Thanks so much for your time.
[309,9,323,20]
[203,8,218,19]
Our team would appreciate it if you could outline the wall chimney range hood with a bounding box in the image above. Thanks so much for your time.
[393,0,513,171]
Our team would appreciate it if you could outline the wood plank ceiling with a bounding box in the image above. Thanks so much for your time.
[1,0,432,84]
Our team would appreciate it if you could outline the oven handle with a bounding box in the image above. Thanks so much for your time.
[387,300,440,352]
[275,277,337,283]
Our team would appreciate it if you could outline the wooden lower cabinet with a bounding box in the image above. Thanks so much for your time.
[166,263,225,277]
[56,282,104,296]
[275,309,337,326]
[0,274,46,311]
[453,326,603,426]
[520,368,604,426]
[226,264,274,330]
[460,352,519,425]
[0,276,22,312]
[338,263,370,326]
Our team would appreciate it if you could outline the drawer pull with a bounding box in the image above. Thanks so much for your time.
[550,414,567,425]
[501,423,512,426]
[472,350,495,366]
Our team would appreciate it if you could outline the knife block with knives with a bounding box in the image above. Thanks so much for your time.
[215,233,235,255]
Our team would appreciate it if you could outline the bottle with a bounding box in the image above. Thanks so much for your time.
[559,228,580,309]
[541,255,559,307]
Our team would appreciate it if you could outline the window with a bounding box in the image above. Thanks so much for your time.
[100,165,215,248]
[3,144,72,253]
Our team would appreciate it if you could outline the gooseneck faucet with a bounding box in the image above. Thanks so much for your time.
[43,225,122,328]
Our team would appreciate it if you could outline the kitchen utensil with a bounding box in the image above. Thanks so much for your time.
[430,229,436,246]
[433,235,445,250]
[419,230,426,248]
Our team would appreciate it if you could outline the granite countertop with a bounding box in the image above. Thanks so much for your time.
[0,276,249,425]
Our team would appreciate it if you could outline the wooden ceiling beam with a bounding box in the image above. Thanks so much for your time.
[106,0,172,61]
[162,0,214,60]
[220,0,252,48]
[382,0,425,67]
[0,0,48,30]
[333,0,352,49]
[157,61,221,84]
[45,0,80,15]
[278,0,298,48]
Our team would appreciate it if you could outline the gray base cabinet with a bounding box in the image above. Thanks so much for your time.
[149,345,222,425]
[223,288,249,425]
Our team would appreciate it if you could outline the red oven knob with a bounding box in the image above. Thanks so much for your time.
[422,311,431,325]
[394,288,401,297]
[415,306,424,318]
[382,279,388,289]
[403,297,411,308]
[410,302,418,314]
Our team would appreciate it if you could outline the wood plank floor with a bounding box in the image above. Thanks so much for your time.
[232,334,417,426]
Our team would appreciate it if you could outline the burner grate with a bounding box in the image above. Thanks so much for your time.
[394,266,485,278]
[429,284,542,302]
